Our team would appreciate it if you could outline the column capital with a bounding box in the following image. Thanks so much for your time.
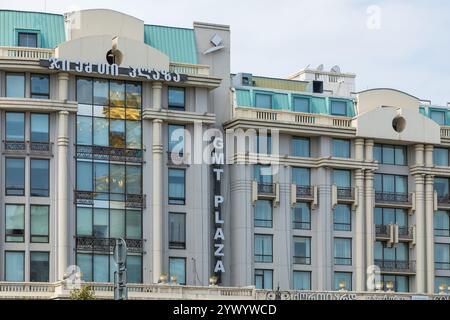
[425,175,434,184]
[152,81,163,89]
[57,72,69,81]
[424,144,434,152]
[153,119,163,124]
[355,169,365,179]
[414,173,425,183]
[365,170,374,179]
[365,139,374,146]
[355,138,365,145]
[415,144,425,151]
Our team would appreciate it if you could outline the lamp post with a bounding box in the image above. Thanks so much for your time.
[339,281,347,292]
[386,281,394,292]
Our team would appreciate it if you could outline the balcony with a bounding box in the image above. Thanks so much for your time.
[296,185,313,200]
[0,46,53,60]
[3,140,53,156]
[74,190,146,209]
[337,187,355,202]
[375,224,414,242]
[375,225,390,238]
[75,236,143,254]
[76,144,143,163]
[375,192,412,207]
[169,62,210,76]
[375,259,416,274]
[437,195,450,209]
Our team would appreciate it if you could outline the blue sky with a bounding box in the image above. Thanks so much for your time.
[1,0,449,104]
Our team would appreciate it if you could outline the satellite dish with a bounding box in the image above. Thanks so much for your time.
[317,64,324,71]
[331,65,341,73]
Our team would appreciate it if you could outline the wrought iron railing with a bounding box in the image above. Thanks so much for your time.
[375,225,389,237]
[375,259,416,273]
[75,144,143,163]
[337,187,354,200]
[257,182,275,195]
[75,236,143,254]
[437,194,450,206]
[296,185,313,198]
[74,190,146,208]
[3,140,52,155]
[375,192,410,204]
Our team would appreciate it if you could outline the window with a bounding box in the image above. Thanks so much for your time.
[5,204,25,242]
[435,243,450,270]
[334,272,352,291]
[255,93,272,109]
[375,208,408,229]
[292,137,310,157]
[256,134,271,154]
[293,271,311,290]
[374,174,408,195]
[110,81,125,107]
[434,148,449,166]
[254,165,273,184]
[5,158,25,196]
[127,255,142,283]
[31,114,49,142]
[373,144,407,165]
[375,241,409,263]
[332,139,350,158]
[255,269,273,289]
[435,210,450,237]
[255,234,273,262]
[76,253,112,282]
[333,204,351,231]
[6,73,25,98]
[435,277,450,294]
[5,251,25,281]
[292,167,310,186]
[31,205,49,243]
[18,32,37,47]
[6,112,25,141]
[381,275,409,292]
[293,237,311,265]
[254,200,272,228]
[435,177,450,198]
[293,97,310,113]
[31,74,50,99]
[168,87,185,110]
[333,169,351,188]
[30,252,49,282]
[430,110,446,125]
[169,257,186,284]
[293,202,311,230]
[168,169,185,205]
[330,100,347,116]
[334,238,352,265]
[168,124,185,154]
[30,159,49,197]
[110,164,125,200]
[169,213,186,249]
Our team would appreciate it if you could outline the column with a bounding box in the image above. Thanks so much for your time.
[58,72,69,101]
[152,81,163,110]
[425,174,435,293]
[364,170,374,290]
[355,169,365,291]
[414,144,426,293]
[365,139,374,162]
[57,111,69,280]
[152,119,163,283]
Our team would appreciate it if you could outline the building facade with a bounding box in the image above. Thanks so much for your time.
[0,8,449,297]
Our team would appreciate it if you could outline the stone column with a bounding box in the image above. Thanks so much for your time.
[152,119,163,283]
[152,82,163,110]
[365,139,374,162]
[355,168,365,291]
[58,72,69,101]
[425,174,435,294]
[57,111,69,280]
[414,144,426,293]
[365,170,374,290]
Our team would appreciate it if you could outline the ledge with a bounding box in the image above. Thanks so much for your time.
[143,108,216,124]
[0,97,78,113]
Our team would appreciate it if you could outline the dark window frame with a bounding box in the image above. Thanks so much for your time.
[373,143,407,166]
[333,204,352,231]
[5,203,25,243]
[293,236,311,265]
[4,250,25,282]
[5,111,25,142]
[30,113,50,143]
[5,73,26,98]
[254,92,272,109]
[30,158,50,197]
[254,200,273,228]
[254,234,273,263]
[330,99,348,116]
[168,87,186,110]
[334,237,352,265]
[168,168,186,205]
[5,157,25,196]
[169,212,186,249]
[291,137,310,157]
[30,251,50,282]
[30,74,50,99]
[292,202,311,230]
[18,32,38,48]
[292,96,311,113]
[254,269,273,290]
[30,204,50,243]
[169,257,187,285]
[435,243,450,270]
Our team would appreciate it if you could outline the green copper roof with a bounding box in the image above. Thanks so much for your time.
[144,25,198,64]
[0,10,65,48]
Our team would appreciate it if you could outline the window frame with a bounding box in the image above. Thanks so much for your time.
[292,96,311,113]
[435,243,450,270]
[254,234,273,263]
[293,271,312,290]
[5,73,25,98]
[373,143,407,165]
[330,99,348,116]
[430,109,446,126]
[168,168,186,205]
[334,237,352,265]
[168,87,186,110]
[5,204,25,243]
[169,257,187,285]
[433,148,449,166]
[254,92,272,109]
[5,111,25,142]
[30,74,50,99]
[30,205,50,243]
[168,212,186,249]
[332,139,351,158]
[5,157,25,196]
[293,236,311,265]
[30,113,50,143]
[333,204,352,231]
[4,251,25,282]
[30,251,50,282]
[434,210,450,237]
[291,137,310,157]
[254,200,273,228]
[254,269,273,290]
[292,202,311,230]
[334,272,352,291]
[17,31,39,48]
[30,158,50,197]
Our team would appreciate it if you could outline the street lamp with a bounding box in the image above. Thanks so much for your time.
[386,281,394,292]
[338,281,347,291]
[438,283,446,295]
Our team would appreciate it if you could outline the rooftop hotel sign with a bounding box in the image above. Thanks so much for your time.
[39,58,187,82]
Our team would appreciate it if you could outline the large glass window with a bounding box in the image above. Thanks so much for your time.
[168,87,185,110]
[6,112,25,141]
[5,158,25,196]
[76,253,113,283]
[334,272,352,291]
[434,148,449,166]
[254,165,273,184]
[169,212,186,249]
[256,134,271,154]
[30,159,49,197]
[333,204,351,231]
[168,124,185,154]
[18,32,37,47]
[168,169,185,205]
[30,252,49,282]
[373,144,407,165]
[6,73,25,98]
[127,255,142,283]
[293,237,311,265]
[31,205,49,243]
[110,81,125,107]
[254,200,272,228]
[435,210,450,237]
[292,167,310,186]
[332,139,350,158]
[435,243,450,270]
[334,238,352,265]
[255,93,272,109]
[292,137,310,157]
[430,110,446,125]
[381,275,409,292]
[30,114,49,142]
[255,269,273,289]
[333,169,351,188]
[435,177,450,198]
[31,74,49,99]
[375,241,409,262]
[293,97,310,113]
[293,202,311,230]
[375,208,408,228]
[293,271,311,290]
[5,251,25,281]
[435,277,450,294]
[5,204,25,242]
[255,234,273,263]
[330,100,347,116]
[374,174,408,194]
[169,257,186,284]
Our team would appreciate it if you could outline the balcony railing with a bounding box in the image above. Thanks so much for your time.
[0,46,53,60]
[337,187,354,200]
[75,236,143,254]
[169,62,210,76]
[375,192,411,205]
[76,144,143,163]
[74,190,146,208]
[296,185,313,199]
[375,259,416,273]
[437,195,450,207]
[375,225,413,240]
[375,225,389,238]
[398,226,413,240]
[3,140,53,156]
[257,182,275,195]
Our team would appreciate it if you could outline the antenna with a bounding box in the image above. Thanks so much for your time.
[331,65,341,73]
[317,64,324,71]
